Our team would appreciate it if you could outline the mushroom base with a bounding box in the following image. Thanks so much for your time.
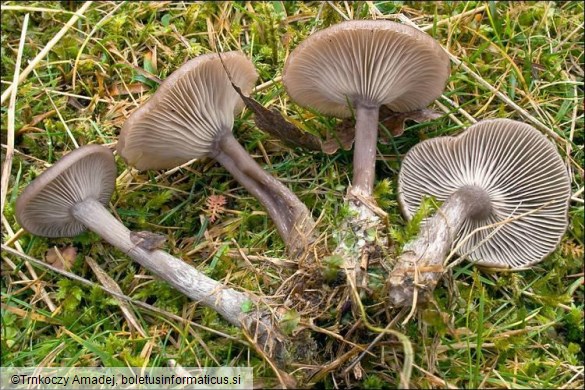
[331,189,388,308]
[388,188,484,307]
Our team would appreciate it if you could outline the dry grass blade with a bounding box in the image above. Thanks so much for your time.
[0,1,93,105]
[2,215,57,312]
[71,2,126,89]
[0,5,83,15]
[85,256,148,338]
[1,13,28,215]
[347,276,413,389]
[0,303,61,325]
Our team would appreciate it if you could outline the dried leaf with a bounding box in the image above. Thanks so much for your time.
[67,96,86,110]
[144,48,158,74]
[221,53,441,154]
[217,53,322,151]
[379,106,443,139]
[45,246,77,271]
[206,194,227,223]
[322,120,355,154]
[130,231,167,251]
[32,109,58,125]
[233,82,323,151]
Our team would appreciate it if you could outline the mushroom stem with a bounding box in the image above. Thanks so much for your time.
[70,197,283,354]
[388,187,489,307]
[332,105,382,295]
[215,132,315,256]
[351,105,380,197]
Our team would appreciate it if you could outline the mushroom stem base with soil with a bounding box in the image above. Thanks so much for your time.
[333,194,385,293]
[215,132,316,257]
[387,186,490,307]
[71,197,284,359]
[333,105,384,296]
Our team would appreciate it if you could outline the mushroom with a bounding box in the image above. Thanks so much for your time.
[388,119,571,307]
[282,20,449,289]
[15,145,283,358]
[282,20,450,199]
[118,51,315,256]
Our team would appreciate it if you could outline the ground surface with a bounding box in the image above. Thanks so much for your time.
[1,1,583,388]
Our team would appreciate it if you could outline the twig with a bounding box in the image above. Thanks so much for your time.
[253,76,282,94]
[0,1,93,105]
[343,307,408,375]
[440,94,478,124]
[1,13,28,215]
[421,4,488,32]
[412,363,459,389]
[326,1,350,20]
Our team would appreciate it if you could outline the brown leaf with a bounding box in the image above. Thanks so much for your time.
[130,231,167,251]
[234,83,323,151]
[322,119,355,154]
[67,96,87,110]
[217,52,323,151]
[30,109,57,126]
[379,106,443,139]
[45,246,77,271]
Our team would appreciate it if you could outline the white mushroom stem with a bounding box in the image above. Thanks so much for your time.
[352,105,380,197]
[214,132,316,256]
[388,186,491,307]
[70,197,283,354]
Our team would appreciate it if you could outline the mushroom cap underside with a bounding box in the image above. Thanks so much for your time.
[282,20,450,117]
[398,119,571,268]
[15,145,117,237]
[117,51,258,171]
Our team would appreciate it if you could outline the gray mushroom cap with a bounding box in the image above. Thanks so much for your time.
[15,145,117,237]
[282,20,450,117]
[117,51,258,171]
[398,119,571,268]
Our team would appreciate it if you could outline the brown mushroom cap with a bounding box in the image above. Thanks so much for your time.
[117,51,258,170]
[398,119,571,268]
[282,20,450,117]
[15,145,117,237]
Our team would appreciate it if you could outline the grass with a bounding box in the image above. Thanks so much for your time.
[1,1,583,388]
